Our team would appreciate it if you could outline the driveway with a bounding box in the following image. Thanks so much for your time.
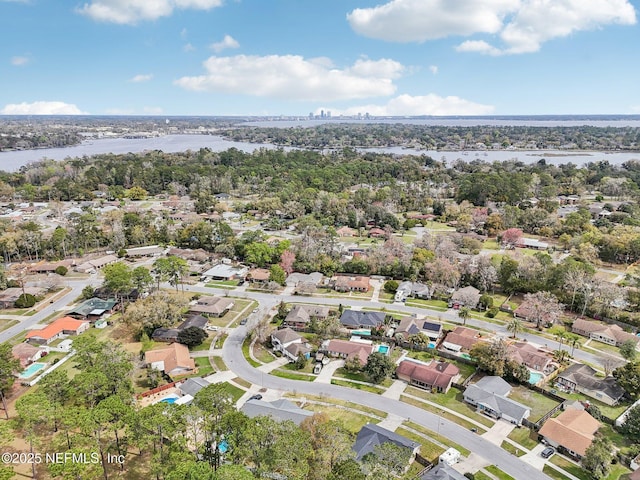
[314,359,344,384]
[481,419,516,446]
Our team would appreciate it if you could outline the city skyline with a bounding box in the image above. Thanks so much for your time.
[1,0,639,117]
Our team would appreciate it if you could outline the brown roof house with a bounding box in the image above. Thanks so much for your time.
[284,304,330,330]
[271,327,311,362]
[507,342,555,374]
[324,339,373,366]
[441,326,486,353]
[12,343,44,368]
[332,276,371,292]
[396,360,460,393]
[572,318,639,348]
[538,407,601,459]
[247,268,271,283]
[144,343,195,377]
[189,296,234,317]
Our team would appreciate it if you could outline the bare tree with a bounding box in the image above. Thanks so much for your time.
[522,291,564,329]
[600,356,623,377]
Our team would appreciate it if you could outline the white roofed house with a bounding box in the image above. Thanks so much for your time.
[201,264,248,281]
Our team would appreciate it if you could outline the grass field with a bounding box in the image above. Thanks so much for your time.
[242,337,260,368]
[303,404,378,434]
[211,355,228,371]
[403,421,470,456]
[194,356,214,377]
[508,385,562,422]
[331,379,385,394]
[507,426,538,450]
[485,465,516,480]
[270,370,315,381]
[400,395,482,431]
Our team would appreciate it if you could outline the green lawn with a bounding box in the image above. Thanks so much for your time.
[404,386,495,428]
[549,456,591,480]
[242,337,260,368]
[194,357,214,377]
[554,392,629,421]
[270,370,315,381]
[507,426,538,450]
[252,342,276,363]
[485,465,516,480]
[473,472,493,480]
[400,395,483,431]
[500,440,526,456]
[285,393,387,418]
[211,356,228,371]
[543,465,572,480]
[507,385,562,422]
[333,368,393,387]
[394,427,445,463]
[405,298,449,310]
[303,404,378,434]
[206,280,240,287]
[331,379,385,394]
[403,421,470,456]
[0,318,18,332]
[217,381,246,402]
[191,335,214,352]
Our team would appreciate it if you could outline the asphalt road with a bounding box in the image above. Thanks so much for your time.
[0,278,101,344]
[222,320,553,480]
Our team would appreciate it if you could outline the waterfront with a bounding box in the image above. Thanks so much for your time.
[1,133,639,172]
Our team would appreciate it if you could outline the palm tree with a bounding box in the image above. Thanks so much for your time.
[553,349,570,365]
[565,333,581,356]
[507,318,524,339]
[458,306,471,326]
[548,325,567,350]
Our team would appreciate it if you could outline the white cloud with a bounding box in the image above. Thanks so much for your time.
[348,0,636,54]
[210,35,240,53]
[324,94,495,117]
[11,56,29,66]
[175,54,404,101]
[129,73,153,83]
[183,43,195,52]
[77,0,222,25]
[429,65,438,75]
[1,101,86,115]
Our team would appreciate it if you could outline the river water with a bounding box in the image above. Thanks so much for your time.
[0,133,639,172]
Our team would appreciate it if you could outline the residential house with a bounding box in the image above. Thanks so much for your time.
[246,268,271,284]
[513,301,556,327]
[201,264,248,281]
[324,339,373,366]
[178,377,210,398]
[396,360,460,393]
[463,376,531,425]
[25,317,89,345]
[189,296,234,317]
[67,297,118,321]
[144,343,195,376]
[125,245,165,257]
[450,286,481,309]
[241,399,313,425]
[284,304,330,330]
[394,317,443,342]
[28,259,74,274]
[572,318,640,348]
[336,226,356,237]
[441,326,485,353]
[394,281,431,302]
[538,407,601,459]
[340,310,385,329]
[271,327,310,362]
[352,423,420,463]
[75,254,118,273]
[152,314,208,342]
[507,342,554,373]
[12,343,44,368]
[421,463,466,480]
[421,321,444,341]
[333,275,371,292]
[556,363,625,406]
[0,286,47,309]
[368,227,387,238]
[285,272,323,288]
[516,238,549,250]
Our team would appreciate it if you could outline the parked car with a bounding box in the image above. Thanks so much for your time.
[313,363,322,374]
[252,308,259,313]
[249,394,262,401]
[205,325,219,331]
[239,318,248,325]
[541,447,555,459]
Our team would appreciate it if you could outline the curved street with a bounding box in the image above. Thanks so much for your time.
[222,320,553,480]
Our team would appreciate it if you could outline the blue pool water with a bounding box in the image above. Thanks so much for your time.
[161,397,177,404]
[352,329,371,336]
[219,440,229,454]
[529,371,544,384]
[377,345,389,354]
[19,362,47,379]
[427,342,436,349]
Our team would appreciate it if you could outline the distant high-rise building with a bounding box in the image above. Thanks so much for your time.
[309,112,314,119]
[320,110,325,118]
[327,111,331,118]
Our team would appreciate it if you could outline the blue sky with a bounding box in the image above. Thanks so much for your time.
[1,0,639,116]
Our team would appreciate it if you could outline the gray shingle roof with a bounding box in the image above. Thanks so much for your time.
[240,399,313,425]
[340,310,386,328]
[179,377,210,397]
[352,423,420,461]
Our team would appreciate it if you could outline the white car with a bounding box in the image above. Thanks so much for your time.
[205,325,219,331]
[252,308,259,313]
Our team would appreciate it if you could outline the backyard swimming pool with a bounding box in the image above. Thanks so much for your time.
[19,362,47,379]
[375,345,390,354]
[529,371,544,385]
[159,394,181,404]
